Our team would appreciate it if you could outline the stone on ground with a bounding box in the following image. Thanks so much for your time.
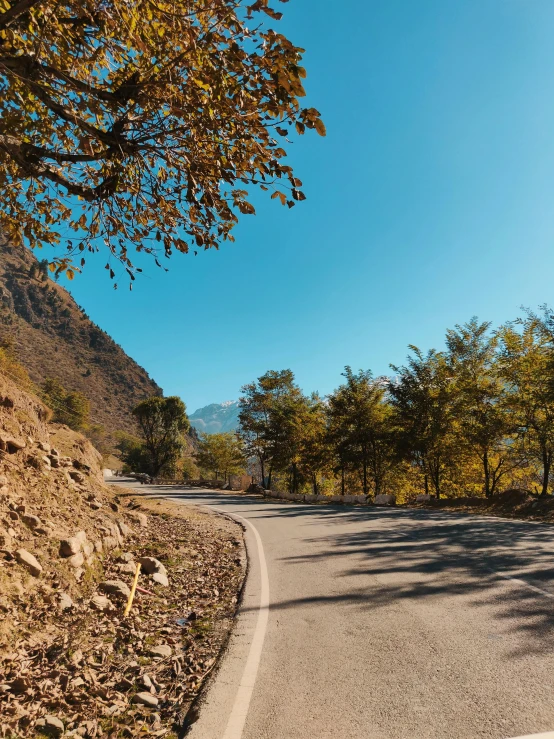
[15,548,42,576]
[99,580,131,598]
[59,537,81,557]
[132,692,159,707]
[149,644,172,658]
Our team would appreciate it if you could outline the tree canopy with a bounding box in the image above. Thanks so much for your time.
[0,0,324,281]
[237,309,554,500]
[195,432,245,480]
[132,395,189,476]
[41,376,90,430]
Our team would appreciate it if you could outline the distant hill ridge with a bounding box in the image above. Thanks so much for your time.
[0,236,163,435]
[190,400,240,435]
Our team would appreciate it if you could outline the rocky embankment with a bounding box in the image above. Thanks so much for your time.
[0,372,246,737]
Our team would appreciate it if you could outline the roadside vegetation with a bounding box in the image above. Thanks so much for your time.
[238,309,554,501]
[195,432,246,482]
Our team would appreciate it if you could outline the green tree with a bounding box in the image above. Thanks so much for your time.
[326,368,394,497]
[446,318,516,497]
[238,369,298,489]
[497,315,554,496]
[41,377,90,430]
[297,394,331,495]
[86,423,109,456]
[0,337,34,392]
[114,430,151,474]
[268,385,312,494]
[132,396,189,477]
[0,0,324,280]
[389,349,457,499]
[195,432,246,481]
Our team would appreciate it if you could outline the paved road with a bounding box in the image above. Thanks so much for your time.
[116,483,554,739]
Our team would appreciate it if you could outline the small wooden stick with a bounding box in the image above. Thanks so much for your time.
[136,585,156,596]
[123,562,141,617]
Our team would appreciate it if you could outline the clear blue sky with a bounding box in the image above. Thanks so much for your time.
[54,0,554,413]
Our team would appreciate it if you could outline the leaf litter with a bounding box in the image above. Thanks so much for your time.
[0,496,246,738]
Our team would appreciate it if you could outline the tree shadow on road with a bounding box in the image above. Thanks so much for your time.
[109,480,554,659]
[271,510,554,659]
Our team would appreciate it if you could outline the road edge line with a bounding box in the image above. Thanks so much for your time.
[211,508,270,739]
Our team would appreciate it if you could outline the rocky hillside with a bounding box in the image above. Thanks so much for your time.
[0,370,245,738]
[189,400,240,435]
[0,235,162,435]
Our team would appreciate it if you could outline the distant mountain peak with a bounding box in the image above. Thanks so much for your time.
[189,400,239,435]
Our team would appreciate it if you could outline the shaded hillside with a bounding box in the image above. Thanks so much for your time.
[190,400,240,434]
[0,236,162,435]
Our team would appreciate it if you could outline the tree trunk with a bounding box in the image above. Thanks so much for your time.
[489,458,505,497]
[374,470,382,497]
[341,466,345,496]
[259,455,265,487]
[430,460,440,499]
[541,447,551,497]
[483,450,491,498]
[312,474,318,495]
[362,458,368,496]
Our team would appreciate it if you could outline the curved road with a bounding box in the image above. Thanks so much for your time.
[117,482,554,739]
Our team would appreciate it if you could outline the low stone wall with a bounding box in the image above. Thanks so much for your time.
[259,489,375,507]
[374,494,396,506]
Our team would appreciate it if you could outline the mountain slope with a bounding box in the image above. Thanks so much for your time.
[189,400,240,435]
[0,236,162,435]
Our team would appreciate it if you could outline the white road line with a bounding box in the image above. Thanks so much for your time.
[210,508,270,739]
[491,569,554,600]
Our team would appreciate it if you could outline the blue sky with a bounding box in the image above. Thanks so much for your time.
[53,0,554,412]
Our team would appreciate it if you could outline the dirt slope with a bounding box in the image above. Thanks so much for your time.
[0,235,162,435]
[0,371,245,738]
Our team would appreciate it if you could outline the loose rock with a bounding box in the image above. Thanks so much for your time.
[22,513,41,529]
[141,674,153,689]
[149,644,172,658]
[118,562,136,574]
[68,551,84,568]
[90,594,110,611]
[138,556,167,576]
[99,580,131,598]
[127,511,147,527]
[59,537,81,557]
[15,548,42,576]
[75,531,87,545]
[117,521,131,537]
[132,692,159,708]
[0,526,13,548]
[37,715,64,736]
[152,571,169,587]
[58,592,74,611]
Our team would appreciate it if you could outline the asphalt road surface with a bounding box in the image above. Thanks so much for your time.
[115,482,554,739]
